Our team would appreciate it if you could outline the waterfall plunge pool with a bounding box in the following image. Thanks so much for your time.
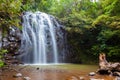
[1,64,116,80]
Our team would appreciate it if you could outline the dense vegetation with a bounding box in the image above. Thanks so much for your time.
[0,0,120,65]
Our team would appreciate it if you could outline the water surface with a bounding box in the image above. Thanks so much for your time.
[1,64,115,80]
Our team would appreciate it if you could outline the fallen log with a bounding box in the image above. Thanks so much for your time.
[97,53,120,76]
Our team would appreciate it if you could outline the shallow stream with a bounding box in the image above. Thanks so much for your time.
[0,64,115,80]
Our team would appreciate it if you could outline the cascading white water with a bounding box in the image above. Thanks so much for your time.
[19,11,65,64]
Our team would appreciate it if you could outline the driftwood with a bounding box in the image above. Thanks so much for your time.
[97,53,120,76]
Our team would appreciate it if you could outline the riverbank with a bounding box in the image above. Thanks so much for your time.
[0,64,116,80]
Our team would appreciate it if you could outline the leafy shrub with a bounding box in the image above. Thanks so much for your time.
[0,49,8,67]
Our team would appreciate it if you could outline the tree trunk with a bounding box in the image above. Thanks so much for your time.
[97,53,120,76]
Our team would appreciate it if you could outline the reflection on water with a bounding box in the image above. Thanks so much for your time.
[1,64,116,80]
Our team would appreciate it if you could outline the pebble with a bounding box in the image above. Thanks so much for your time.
[79,76,85,80]
[71,76,78,80]
[36,67,39,70]
[90,78,104,80]
[23,77,31,80]
[89,72,96,76]
[13,73,22,78]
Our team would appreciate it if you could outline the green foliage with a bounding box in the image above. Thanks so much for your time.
[93,15,120,29]
[0,60,4,67]
[0,49,8,54]
[107,46,120,56]
[49,0,74,17]
[0,49,8,67]
[0,0,22,34]
[61,0,120,62]
[101,0,120,16]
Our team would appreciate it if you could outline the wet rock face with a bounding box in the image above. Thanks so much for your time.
[2,26,21,54]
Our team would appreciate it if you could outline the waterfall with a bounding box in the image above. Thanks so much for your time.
[19,11,65,64]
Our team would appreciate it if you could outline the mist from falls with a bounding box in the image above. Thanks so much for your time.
[19,11,65,64]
